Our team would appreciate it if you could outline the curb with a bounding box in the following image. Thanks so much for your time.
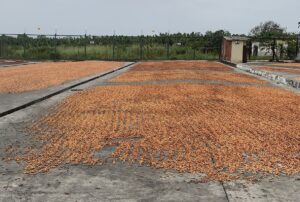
[220,60,237,68]
[236,64,300,90]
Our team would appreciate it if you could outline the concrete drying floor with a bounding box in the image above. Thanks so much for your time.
[0,62,131,115]
[0,61,299,201]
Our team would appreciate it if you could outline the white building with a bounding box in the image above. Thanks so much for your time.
[251,40,288,57]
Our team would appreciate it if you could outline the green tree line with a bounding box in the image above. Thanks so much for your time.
[0,21,298,61]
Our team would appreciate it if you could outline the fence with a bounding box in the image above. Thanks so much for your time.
[247,36,299,61]
[0,34,221,61]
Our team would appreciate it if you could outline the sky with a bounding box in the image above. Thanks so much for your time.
[0,0,299,36]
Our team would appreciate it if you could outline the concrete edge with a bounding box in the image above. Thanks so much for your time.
[219,60,237,68]
[236,64,300,90]
[0,62,136,118]
[0,62,40,68]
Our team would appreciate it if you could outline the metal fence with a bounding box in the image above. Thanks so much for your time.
[0,34,221,61]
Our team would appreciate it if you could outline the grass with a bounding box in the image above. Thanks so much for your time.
[249,55,273,61]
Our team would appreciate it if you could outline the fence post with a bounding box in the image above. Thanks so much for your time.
[23,33,26,58]
[84,34,87,58]
[167,36,170,59]
[0,36,2,58]
[272,38,276,61]
[140,35,143,60]
[193,49,196,60]
[54,33,57,54]
[112,36,115,60]
[296,37,299,56]
[36,34,40,60]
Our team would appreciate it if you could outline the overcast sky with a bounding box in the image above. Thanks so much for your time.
[0,0,299,35]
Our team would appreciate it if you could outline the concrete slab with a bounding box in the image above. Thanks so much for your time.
[248,63,300,80]
[237,63,300,91]
[0,60,27,67]
[0,62,39,68]
[0,162,227,202]
[224,176,300,202]
[0,62,133,116]
[0,64,227,201]
[0,61,299,201]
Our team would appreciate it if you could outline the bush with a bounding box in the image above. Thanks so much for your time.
[23,46,61,60]
[175,49,186,55]
[49,52,61,60]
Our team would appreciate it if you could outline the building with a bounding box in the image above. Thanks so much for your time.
[221,36,249,63]
[251,40,288,58]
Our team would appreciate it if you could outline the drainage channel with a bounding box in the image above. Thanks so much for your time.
[0,62,136,118]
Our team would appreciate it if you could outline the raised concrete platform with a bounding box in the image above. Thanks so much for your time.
[237,63,300,90]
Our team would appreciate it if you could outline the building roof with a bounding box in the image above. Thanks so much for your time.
[224,36,249,41]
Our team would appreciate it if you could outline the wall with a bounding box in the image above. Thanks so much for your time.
[231,41,244,63]
[252,41,289,57]
[222,39,232,61]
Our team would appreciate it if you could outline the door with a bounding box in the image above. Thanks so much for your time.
[242,45,247,63]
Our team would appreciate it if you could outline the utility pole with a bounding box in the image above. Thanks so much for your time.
[295,22,300,62]
[54,33,57,55]
[272,38,276,61]
[84,31,87,59]
[0,36,2,58]
[112,30,116,60]
[23,33,26,57]
[140,31,144,60]
[166,35,170,59]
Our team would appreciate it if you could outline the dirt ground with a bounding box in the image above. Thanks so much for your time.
[1,61,299,201]
[0,61,124,93]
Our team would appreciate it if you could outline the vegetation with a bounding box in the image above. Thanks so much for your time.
[0,31,228,61]
[249,21,297,61]
[0,22,297,61]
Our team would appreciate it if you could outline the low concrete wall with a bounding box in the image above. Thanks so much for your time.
[220,60,237,68]
[237,64,300,89]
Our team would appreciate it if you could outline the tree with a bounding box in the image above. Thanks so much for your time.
[250,21,286,61]
[202,30,231,53]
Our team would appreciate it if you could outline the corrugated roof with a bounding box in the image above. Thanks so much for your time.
[224,36,249,41]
